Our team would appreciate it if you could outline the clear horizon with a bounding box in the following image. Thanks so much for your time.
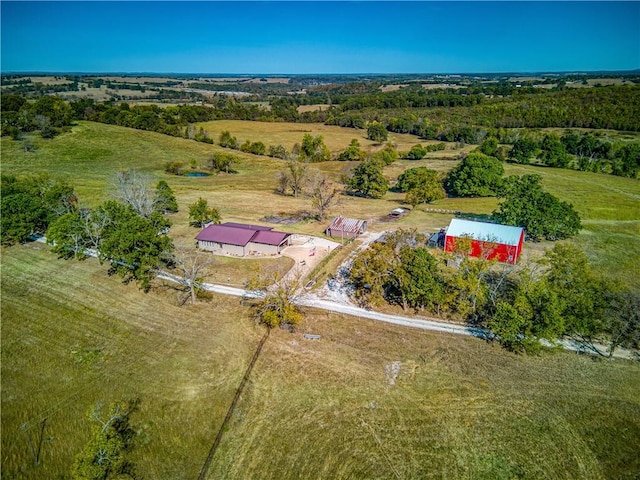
[2,1,639,75]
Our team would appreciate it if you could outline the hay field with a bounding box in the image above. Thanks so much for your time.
[208,312,640,480]
[0,245,264,479]
[2,245,639,479]
[195,119,430,153]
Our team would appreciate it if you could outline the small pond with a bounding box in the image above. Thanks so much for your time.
[185,172,211,177]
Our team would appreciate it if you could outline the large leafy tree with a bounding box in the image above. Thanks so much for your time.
[98,202,173,291]
[444,152,504,197]
[1,174,76,245]
[154,180,178,213]
[188,197,221,228]
[542,244,609,348]
[488,273,564,352]
[478,136,499,157]
[46,211,88,259]
[539,133,570,168]
[396,167,445,208]
[345,158,389,199]
[366,121,388,142]
[300,133,330,162]
[508,137,538,164]
[350,229,443,311]
[493,174,581,241]
[392,246,443,311]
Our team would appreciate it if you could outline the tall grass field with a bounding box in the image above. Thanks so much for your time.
[1,246,639,479]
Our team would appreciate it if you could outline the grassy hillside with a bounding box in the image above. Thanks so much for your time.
[2,245,639,479]
[1,120,639,287]
[0,245,266,479]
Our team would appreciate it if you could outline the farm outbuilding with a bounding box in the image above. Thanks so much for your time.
[196,222,291,256]
[444,218,525,264]
[325,216,367,240]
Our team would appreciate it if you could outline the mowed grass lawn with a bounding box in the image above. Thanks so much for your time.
[1,120,639,287]
[2,245,640,479]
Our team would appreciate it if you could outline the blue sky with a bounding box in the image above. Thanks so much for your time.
[1,1,638,74]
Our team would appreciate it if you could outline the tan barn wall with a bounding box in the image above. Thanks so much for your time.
[197,240,246,256]
[248,242,281,255]
[327,228,358,239]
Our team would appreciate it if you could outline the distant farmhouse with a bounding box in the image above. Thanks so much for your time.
[325,216,367,240]
[196,222,291,256]
[444,219,525,265]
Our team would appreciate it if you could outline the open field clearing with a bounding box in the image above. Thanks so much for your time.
[1,120,638,289]
[210,315,640,480]
[0,245,264,479]
[2,245,639,479]
[297,103,331,113]
[194,119,431,153]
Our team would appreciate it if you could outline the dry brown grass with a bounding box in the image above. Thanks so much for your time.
[2,238,639,480]
[207,308,640,479]
[195,119,431,154]
[297,104,331,113]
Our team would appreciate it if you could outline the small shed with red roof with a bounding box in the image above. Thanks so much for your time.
[444,218,525,265]
[196,222,291,256]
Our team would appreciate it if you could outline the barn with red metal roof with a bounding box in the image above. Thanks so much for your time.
[196,222,291,256]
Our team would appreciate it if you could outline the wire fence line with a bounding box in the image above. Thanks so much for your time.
[197,328,271,480]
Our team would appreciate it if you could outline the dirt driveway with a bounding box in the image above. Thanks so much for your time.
[281,234,341,282]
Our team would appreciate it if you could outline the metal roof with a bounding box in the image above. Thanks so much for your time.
[446,219,523,246]
[196,224,257,246]
[251,230,291,246]
[327,216,366,233]
[196,223,290,247]
[221,222,272,231]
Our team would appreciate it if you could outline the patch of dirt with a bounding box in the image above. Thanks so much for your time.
[262,216,300,225]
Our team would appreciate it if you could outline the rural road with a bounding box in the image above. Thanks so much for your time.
[160,273,636,360]
[158,272,490,338]
[32,235,635,360]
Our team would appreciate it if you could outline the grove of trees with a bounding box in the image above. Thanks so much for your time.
[349,230,639,355]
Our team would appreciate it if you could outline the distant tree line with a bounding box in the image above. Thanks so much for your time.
[326,84,640,132]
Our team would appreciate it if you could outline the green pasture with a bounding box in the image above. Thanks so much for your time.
[1,121,639,288]
[2,245,639,479]
[0,245,264,479]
